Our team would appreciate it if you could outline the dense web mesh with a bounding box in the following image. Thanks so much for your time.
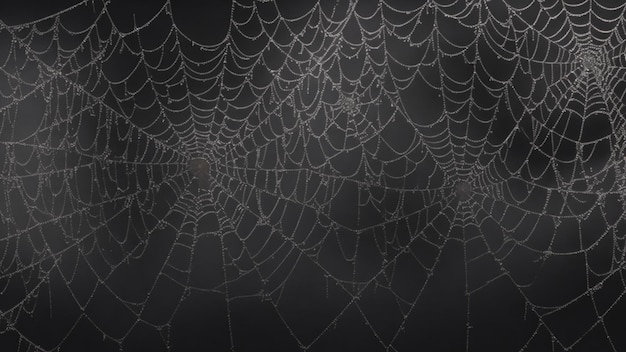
[1,0,626,351]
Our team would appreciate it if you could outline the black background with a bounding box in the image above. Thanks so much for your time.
[0,1,625,351]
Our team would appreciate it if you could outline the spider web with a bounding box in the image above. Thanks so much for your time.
[1,0,626,351]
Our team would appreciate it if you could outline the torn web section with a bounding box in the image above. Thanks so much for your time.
[188,157,210,190]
